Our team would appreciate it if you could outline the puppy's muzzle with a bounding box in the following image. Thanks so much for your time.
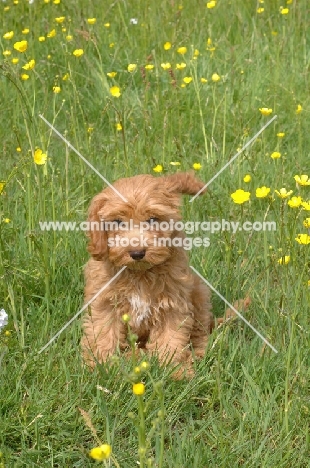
[129,250,146,260]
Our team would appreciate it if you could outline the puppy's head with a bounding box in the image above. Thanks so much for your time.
[87,171,205,269]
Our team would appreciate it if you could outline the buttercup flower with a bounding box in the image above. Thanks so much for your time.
[280,7,289,14]
[243,174,251,183]
[212,73,220,82]
[259,107,272,116]
[275,188,293,199]
[193,163,202,170]
[55,16,65,23]
[0,309,8,330]
[231,189,251,204]
[164,41,171,50]
[12,58,19,64]
[3,31,14,39]
[294,175,310,186]
[116,123,122,131]
[39,36,45,42]
[22,28,30,34]
[287,196,302,208]
[53,86,61,93]
[47,29,56,38]
[3,50,11,57]
[87,18,96,24]
[176,63,186,70]
[21,74,30,80]
[34,149,47,165]
[127,63,137,73]
[13,40,28,52]
[66,35,73,41]
[73,49,84,57]
[183,77,192,84]
[107,72,117,78]
[302,201,310,211]
[256,186,270,198]
[296,104,302,114]
[177,46,187,55]
[62,73,69,80]
[104,23,110,28]
[257,7,264,13]
[89,444,112,461]
[303,218,310,228]
[133,383,145,395]
[170,161,181,166]
[145,64,154,70]
[271,151,281,159]
[278,255,290,265]
[201,77,208,83]
[153,165,163,173]
[277,132,285,137]
[206,1,216,8]
[110,86,121,97]
[295,234,310,245]
[161,62,171,70]
[22,59,35,70]
[0,182,5,194]
[194,49,200,57]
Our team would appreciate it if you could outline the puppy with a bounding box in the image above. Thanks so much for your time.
[81,172,215,375]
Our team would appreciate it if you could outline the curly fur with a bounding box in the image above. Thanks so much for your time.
[81,172,216,376]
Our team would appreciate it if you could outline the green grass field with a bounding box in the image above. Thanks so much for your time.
[1,0,310,466]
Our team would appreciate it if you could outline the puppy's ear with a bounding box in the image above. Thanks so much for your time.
[162,171,206,196]
[87,192,108,260]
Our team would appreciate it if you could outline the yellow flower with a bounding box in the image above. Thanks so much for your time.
[181,84,186,88]
[145,64,154,70]
[4,6,10,11]
[73,49,84,57]
[243,174,251,183]
[107,72,117,78]
[256,186,270,198]
[201,77,208,83]
[153,165,163,173]
[303,218,310,228]
[3,218,10,223]
[206,1,216,8]
[62,27,66,32]
[170,161,181,166]
[194,49,200,57]
[140,361,150,371]
[193,163,202,170]
[231,189,251,204]
[280,7,289,14]
[302,201,310,211]
[21,74,30,80]
[277,132,285,137]
[109,42,115,48]
[122,313,130,323]
[3,50,11,57]
[164,41,171,50]
[11,58,19,64]
[47,29,56,38]
[16,147,22,152]
[278,255,290,265]
[294,175,310,186]
[176,63,186,70]
[39,36,46,42]
[295,234,310,245]
[133,383,145,395]
[62,73,69,80]
[183,77,192,84]
[55,17,65,23]
[22,59,35,70]
[22,28,29,34]
[53,86,61,93]
[66,35,73,41]
[271,151,281,159]
[161,62,171,70]
[110,86,121,97]
[259,107,272,116]
[127,63,137,73]
[296,104,302,114]
[287,196,302,208]
[3,31,14,40]
[104,23,110,28]
[89,444,112,461]
[275,188,293,199]
[53,0,60,3]
[177,46,187,55]
[212,73,221,82]
[13,40,28,52]
[87,18,96,24]
[116,123,122,131]
[34,149,47,165]
[257,7,264,13]
[0,182,5,194]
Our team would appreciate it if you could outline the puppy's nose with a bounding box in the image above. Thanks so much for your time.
[129,250,146,260]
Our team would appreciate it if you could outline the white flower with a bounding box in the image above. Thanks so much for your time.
[0,309,8,330]
[130,18,138,24]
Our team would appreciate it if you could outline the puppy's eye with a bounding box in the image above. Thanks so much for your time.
[146,217,159,223]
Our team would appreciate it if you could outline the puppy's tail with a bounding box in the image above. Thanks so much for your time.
[163,171,206,196]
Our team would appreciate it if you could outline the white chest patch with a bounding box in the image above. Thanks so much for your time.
[128,295,151,326]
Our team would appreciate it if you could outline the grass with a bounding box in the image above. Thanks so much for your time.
[0,0,310,466]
